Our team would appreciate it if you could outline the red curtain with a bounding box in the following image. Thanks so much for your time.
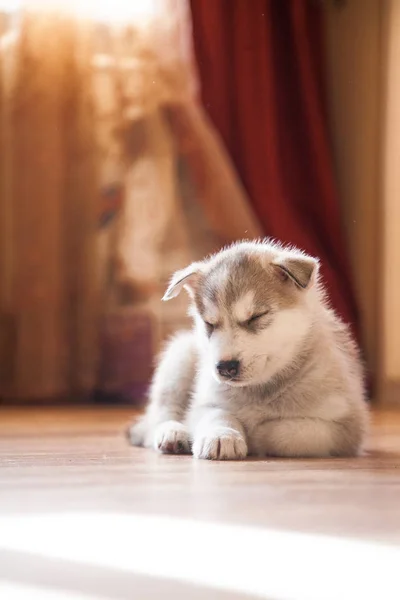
[190,0,360,342]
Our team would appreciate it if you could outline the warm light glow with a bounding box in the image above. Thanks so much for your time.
[0,513,399,600]
[0,0,22,11]
[0,0,158,24]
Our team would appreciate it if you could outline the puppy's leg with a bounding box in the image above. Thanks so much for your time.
[251,416,362,458]
[128,331,197,454]
[191,408,248,460]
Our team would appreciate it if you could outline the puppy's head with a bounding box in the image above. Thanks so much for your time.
[163,241,320,386]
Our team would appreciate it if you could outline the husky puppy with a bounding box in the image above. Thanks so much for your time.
[128,240,368,459]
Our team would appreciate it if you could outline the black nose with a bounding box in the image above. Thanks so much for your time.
[216,360,240,379]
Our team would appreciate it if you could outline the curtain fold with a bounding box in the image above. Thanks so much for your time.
[190,0,360,342]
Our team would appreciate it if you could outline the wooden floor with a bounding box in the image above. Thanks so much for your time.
[0,407,400,600]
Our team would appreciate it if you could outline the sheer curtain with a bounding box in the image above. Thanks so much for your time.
[0,0,261,402]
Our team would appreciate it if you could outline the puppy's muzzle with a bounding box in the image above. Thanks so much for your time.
[216,359,240,379]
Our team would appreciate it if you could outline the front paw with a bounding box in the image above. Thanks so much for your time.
[154,421,191,455]
[192,428,248,460]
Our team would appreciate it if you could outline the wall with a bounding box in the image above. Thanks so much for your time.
[380,0,400,399]
[324,0,400,404]
[323,0,383,395]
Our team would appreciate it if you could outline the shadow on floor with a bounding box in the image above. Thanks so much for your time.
[0,548,265,600]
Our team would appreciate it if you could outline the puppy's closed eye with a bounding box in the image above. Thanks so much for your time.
[204,321,218,336]
[240,311,271,332]
[245,311,270,326]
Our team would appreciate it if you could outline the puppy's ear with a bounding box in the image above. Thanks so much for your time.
[162,262,204,301]
[272,253,319,290]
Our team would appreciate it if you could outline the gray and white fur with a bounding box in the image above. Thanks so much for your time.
[128,240,368,459]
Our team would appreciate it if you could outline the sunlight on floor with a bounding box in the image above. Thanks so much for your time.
[0,582,97,600]
[0,513,399,600]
